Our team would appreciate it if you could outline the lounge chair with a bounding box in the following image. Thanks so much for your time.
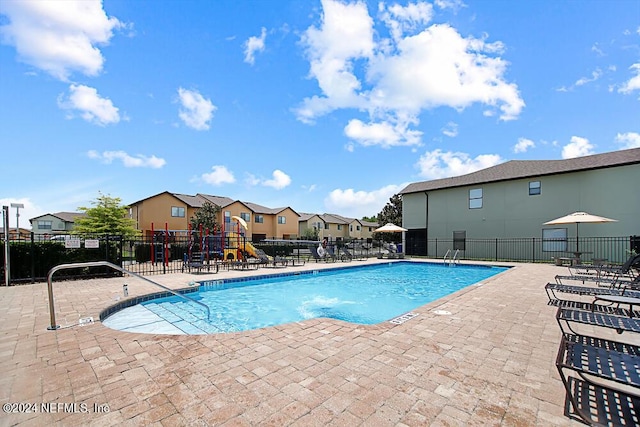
[556,306,640,335]
[555,274,640,290]
[182,252,219,274]
[340,246,365,261]
[559,254,640,286]
[309,245,334,262]
[556,333,640,426]
[255,248,288,268]
[569,253,640,276]
[545,280,640,304]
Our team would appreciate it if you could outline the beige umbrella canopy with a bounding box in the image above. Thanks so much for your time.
[543,211,617,251]
[374,223,408,233]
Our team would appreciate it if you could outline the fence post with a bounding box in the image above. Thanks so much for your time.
[30,232,36,283]
[495,238,498,261]
[532,238,535,263]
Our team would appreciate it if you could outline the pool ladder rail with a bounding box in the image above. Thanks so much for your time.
[443,249,460,266]
[46,261,211,330]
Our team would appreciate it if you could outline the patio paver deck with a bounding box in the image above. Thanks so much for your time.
[0,259,584,426]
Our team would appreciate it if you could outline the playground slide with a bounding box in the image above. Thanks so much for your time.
[244,241,259,258]
[227,232,259,258]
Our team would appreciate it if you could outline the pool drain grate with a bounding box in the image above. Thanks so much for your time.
[389,312,418,324]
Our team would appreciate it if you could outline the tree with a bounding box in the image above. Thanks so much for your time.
[72,193,140,238]
[189,202,220,234]
[374,193,403,243]
[301,226,319,241]
[361,215,377,222]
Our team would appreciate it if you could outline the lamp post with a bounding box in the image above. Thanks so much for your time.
[10,203,24,238]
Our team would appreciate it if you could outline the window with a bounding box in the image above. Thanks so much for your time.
[171,206,185,217]
[469,188,483,209]
[324,223,329,230]
[38,220,52,230]
[543,228,567,252]
[240,212,250,222]
[255,215,264,223]
[349,225,353,232]
[277,216,286,224]
[337,224,342,230]
[529,181,541,196]
[224,211,231,223]
[453,231,466,251]
[356,225,361,231]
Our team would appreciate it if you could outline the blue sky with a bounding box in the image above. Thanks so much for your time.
[1,0,639,230]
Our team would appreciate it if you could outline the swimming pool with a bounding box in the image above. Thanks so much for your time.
[103,262,508,334]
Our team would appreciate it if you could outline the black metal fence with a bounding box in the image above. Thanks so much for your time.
[2,233,638,285]
[414,236,637,264]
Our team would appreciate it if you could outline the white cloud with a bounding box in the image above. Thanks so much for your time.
[58,84,121,126]
[295,0,524,149]
[87,150,166,168]
[561,136,595,159]
[244,27,266,65]
[246,170,292,189]
[615,132,640,149]
[0,0,123,81]
[262,170,292,189]
[201,165,235,186]
[619,63,640,95]
[344,116,422,147]
[513,137,535,153]
[379,1,434,42]
[415,149,503,179]
[324,183,407,219]
[177,88,216,131]
[442,121,458,138]
[575,68,602,86]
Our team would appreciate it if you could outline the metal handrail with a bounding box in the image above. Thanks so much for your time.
[452,249,460,265]
[46,261,210,330]
[443,249,451,265]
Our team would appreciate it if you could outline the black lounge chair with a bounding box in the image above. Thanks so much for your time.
[556,333,640,426]
[255,248,288,268]
[557,254,640,287]
[182,252,219,274]
[546,281,640,303]
[309,245,335,262]
[569,253,640,277]
[556,307,640,336]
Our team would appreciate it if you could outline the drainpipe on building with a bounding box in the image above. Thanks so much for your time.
[424,192,429,256]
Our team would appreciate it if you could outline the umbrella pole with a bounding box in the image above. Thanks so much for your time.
[576,223,579,252]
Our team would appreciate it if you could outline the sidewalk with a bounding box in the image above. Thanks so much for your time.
[0,259,581,426]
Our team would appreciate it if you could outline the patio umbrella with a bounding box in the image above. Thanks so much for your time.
[374,223,408,233]
[543,211,617,251]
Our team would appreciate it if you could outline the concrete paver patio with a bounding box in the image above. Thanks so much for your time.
[0,259,583,426]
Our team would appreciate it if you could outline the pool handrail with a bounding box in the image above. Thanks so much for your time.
[46,261,210,330]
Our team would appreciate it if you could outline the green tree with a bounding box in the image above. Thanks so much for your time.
[301,226,319,241]
[72,193,140,238]
[361,215,377,223]
[374,193,403,243]
[189,202,220,233]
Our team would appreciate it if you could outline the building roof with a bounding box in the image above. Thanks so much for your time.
[400,147,640,194]
[29,211,86,222]
[196,194,236,208]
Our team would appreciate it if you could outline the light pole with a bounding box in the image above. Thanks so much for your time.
[10,203,24,238]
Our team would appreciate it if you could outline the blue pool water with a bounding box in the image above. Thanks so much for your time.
[104,262,507,334]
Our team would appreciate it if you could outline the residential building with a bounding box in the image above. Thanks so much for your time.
[298,213,378,241]
[400,147,640,257]
[128,192,300,240]
[29,212,87,238]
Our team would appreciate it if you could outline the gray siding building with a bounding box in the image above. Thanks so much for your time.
[400,148,640,261]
